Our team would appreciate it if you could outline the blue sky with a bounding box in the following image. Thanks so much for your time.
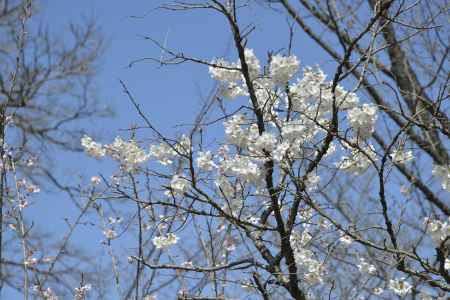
[4,1,336,298]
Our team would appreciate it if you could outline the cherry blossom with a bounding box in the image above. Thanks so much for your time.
[269,54,299,84]
[432,164,450,192]
[81,135,105,158]
[169,174,190,196]
[389,278,412,296]
[347,104,378,138]
[105,137,150,172]
[390,148,414,164]
[152,233,179,249]
[196,151,216,171]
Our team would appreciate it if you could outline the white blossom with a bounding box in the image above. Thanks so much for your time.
[74,283,91,300]
[372,287,383,295]
[220,155,263,184]
[149,142,177,165]
[339,234,353,246]
[357,258,376,275]
[335,88,359,109]
[215,175,235,200]
[390,149,414,164]
[196,151,216,171]
[152,233,179,249]
[281,120,313,142]
[27,184,40,193]
[18,199,29,210]
[90,176,101,185]
[17,179,40,194]
[209,58,241,82]
[246,216,260,225]
[289,67,327,110]
[289,67,358,113]
[103,229,117,240]
[224,114,248,147]
[24,257,38,267]
[432,164,450,192]
[319,218,332,229]
[220,82,247,99]
[253,79,279,117]
[243,48,260,79]
[105,137,149,172]
[389,278,412,296]
[347,104,378,138]
[269,54,299,84]
[169,175,190,196]
[424,216,450,245]
[305,173,320,192]
[252,132,277,152]
[290,230,325,284]
[33,286,59,300]
[208,48,260,83]
[181,261,194,268]
[272,141,290,162]
[81,135,105,158]
[174,134,191,156]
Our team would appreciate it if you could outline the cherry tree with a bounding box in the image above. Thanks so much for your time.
[75,0,449,299]
[2,0,447,299]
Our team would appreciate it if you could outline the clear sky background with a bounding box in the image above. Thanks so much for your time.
[4,1,337,298]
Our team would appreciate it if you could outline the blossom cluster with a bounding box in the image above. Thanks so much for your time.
[33,286,58,300]
[196,151,216,171]
[288,68,360,118]
[357,257,376,275]
[347,103,378,138]
[424,216,450,245]
[74,283,92,300]
[269,54,300,84]
[290,229,325,284]
[82,135,192,174]
[81,135,148,172]
[207,50,379,180]
[152,233,179,249]
[16,178,40,194]
[390,148,414,164]
[389,278,412,296]
[105,137,150,172]
[81,135,105,158]
[149,142,177,165]
[432,164,450,192]
[168,175,190,196]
